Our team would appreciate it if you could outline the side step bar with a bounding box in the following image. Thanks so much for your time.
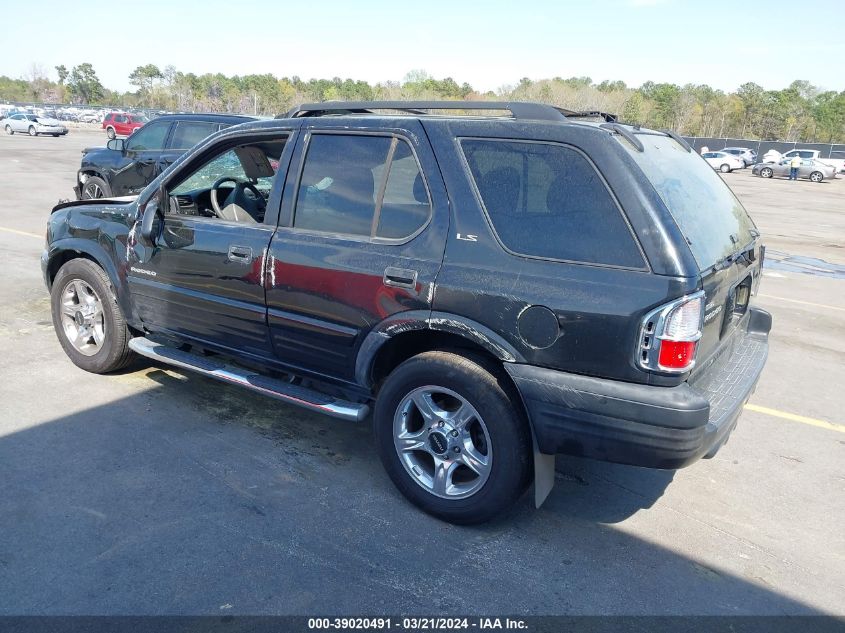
[128,337,369,422]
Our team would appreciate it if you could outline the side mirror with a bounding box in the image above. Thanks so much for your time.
[139,195,162,245]
[107,138,125,152]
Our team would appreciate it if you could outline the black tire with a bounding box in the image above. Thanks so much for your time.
[719,163,731,173]
[28,125,37,137]
[809,171,823,183]
[106,126,116,140]
[50,259,134,374]
[373,351,532,524]
[81,175,111,199]
[761,167,773,178]
[4,124,12,135]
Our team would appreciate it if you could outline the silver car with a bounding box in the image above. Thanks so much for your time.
[720,146,757,167]
[2,112,68,137]
[752,158,836,183]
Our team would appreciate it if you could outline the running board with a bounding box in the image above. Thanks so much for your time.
[128,337,369,422]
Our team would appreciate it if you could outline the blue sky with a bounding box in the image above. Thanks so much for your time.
[2,0,842,93]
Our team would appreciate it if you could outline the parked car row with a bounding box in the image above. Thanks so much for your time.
[699,145,838,182]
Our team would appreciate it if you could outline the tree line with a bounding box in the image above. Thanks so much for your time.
[2,63,843,143]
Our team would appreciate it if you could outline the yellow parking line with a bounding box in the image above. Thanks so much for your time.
[757,294,845,313]
[0,226,42,240]
[744,403,845,434]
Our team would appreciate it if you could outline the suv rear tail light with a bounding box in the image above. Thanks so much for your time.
[637,291,704,373]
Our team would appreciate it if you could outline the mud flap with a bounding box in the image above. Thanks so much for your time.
[533,436,556,508]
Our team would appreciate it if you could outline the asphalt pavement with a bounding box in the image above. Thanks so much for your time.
[0,130,843,616]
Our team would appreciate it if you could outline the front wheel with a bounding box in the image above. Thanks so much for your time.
[374,351,532,524]
[50,259,133,374]
[4,124,12,135]
[720,163,731,173]
[81,175,111,199]
[761,167,774,178]
[809,171,824,183]
[28,126,37,137]
[106,126,116,140]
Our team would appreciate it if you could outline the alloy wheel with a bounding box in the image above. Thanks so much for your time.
[59,279,106,356]
[393,386,492,499]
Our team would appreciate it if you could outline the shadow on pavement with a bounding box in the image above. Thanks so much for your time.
[0,362,825,616]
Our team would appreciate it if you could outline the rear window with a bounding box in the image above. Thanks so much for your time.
[627,135,757,269]
[461,139,644,268]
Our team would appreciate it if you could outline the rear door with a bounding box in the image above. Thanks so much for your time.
[264,118,449,382]
[162,120,221,173]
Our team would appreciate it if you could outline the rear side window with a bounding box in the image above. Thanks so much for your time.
[461,139,644,268]
[170,121,218,149]
[294,134,430,240]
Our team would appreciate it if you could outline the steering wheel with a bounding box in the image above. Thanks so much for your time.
[210,176,266,219]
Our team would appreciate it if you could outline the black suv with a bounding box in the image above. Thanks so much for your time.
[75,113,255,200]
[43,101,770,523]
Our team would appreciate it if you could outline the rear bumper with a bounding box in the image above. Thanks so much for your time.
[506,307,771,470]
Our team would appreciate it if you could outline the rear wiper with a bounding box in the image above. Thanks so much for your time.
[713,235,759,271]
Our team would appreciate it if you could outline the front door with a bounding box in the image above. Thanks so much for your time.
[109,119,173,196]
[265,120,449,382]
[128,129,297,361]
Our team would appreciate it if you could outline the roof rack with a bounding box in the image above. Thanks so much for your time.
[281,101,615,123]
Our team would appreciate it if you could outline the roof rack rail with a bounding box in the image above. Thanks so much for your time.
[599,122,644,152]
[661,128,692,152]
[281,101,576,122]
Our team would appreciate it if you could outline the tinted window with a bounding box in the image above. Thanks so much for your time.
[294,135,392,237]
[373,140,431,239]
[461,140,644,267]
[798,150,814,159]
[626,134,756,269]
[170,121,217,149]
[125,122,169,151]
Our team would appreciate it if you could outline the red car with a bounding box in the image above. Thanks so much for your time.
[102,112,149,139]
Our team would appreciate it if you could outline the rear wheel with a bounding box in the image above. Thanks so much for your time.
[809,171,823,183]
[374,351,532,524]
[28,126,37,137]
[720,163,731,173]
[4,124,12,135]
[106,126,116,139]
[761,167,774,178]
[50,259,133,374]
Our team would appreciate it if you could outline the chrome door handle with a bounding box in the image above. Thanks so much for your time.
[227,245,252,262]
[383,267,418,289]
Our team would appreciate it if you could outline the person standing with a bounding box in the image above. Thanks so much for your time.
[789,155,802,180]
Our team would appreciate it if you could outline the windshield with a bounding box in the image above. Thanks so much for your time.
[626,134,757,269]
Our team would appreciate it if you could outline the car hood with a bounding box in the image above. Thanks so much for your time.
[52,196,138,214]
[36,117,61,125]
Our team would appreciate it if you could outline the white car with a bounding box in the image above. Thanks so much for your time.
[2,112,68,136]
[701,151,744,173]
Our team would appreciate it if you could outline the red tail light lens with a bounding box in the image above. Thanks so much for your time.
[657,340,697,370]
[638,291,705,373]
